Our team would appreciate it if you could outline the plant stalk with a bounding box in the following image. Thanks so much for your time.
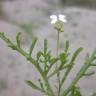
[56,31,61,96]
[61,54,94,96]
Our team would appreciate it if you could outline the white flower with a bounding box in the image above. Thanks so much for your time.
[50,15,57,24]
[50,14,67,24]
[59,14,67,23]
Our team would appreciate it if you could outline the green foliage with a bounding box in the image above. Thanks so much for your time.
[0,4,6,19]
[0,32,96,96]
[25,80,45,92]
[29,37,37,57]
[20,23,33,37]
[91,92,96,96]
[16,32,21,48]
[68,86,82,96]
[0,79,8,90]
[60,0,96,8]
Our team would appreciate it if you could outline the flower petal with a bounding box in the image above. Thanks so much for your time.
[59,14,66,18]
[51,19,57,24]
[50,15,57,19]
[59,14,67,23]
[60,18,67,22]
[50,15,57,24]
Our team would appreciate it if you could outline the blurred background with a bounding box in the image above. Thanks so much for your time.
[0,0,96,96]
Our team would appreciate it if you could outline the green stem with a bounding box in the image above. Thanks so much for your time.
[0,33,55,96]
[16,48,55,96]
[17,48,55,96]
[48,65,69,79]
[37,67,55,96]
[60,47,83,92]
[56,31,59,60]
[56,31,61,96]
[60,67,70,89]
[61,53,95,96]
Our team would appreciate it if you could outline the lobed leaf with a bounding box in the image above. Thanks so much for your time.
[29,37,37,57]
[64,40,69,53]
[44,39,48,56]
[25,80,44,92]
[16,32,21,48]
[71,47,83,63]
